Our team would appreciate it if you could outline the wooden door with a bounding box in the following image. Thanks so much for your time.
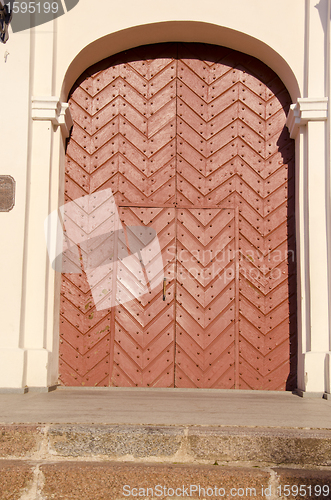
[175,208,236,388]
[59,43,296,390]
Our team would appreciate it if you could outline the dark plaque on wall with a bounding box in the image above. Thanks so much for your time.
[0,175,15,211]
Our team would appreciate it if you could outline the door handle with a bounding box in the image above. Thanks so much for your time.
[163,278,167,301]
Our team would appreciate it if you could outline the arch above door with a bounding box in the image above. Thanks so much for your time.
[59,43,296,390]
[61,22,301,104]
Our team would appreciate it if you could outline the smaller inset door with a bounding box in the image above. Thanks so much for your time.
[112,207,176,387]
[175,209,236,388]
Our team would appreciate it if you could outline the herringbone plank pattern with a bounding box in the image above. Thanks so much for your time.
[175,209,236,388]
[60,45,177,387]
[176,44,295,390]
[93,45,177,207]
[236,59,295,390]
[60,43,296,389]
[112,208,176,387]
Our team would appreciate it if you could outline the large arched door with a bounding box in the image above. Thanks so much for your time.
[59,43,296,390]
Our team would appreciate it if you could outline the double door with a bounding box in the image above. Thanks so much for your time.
[59,43,296,390]
[60,206,236,388]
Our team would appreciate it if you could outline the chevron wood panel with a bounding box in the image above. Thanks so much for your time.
[176,44,295,390]
[59,191,120,386]
[175,209,236,388]
[95,44,177,207]
[59,270,112,387]
[112,208,176,387]
[61,42,296,390]
[60,46,177,387]
[60,60,120,385]
[235,57,295,390]
[177,44,244,209]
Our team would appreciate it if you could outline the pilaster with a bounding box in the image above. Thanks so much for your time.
[287,97,330,396]
[22,94,72,388]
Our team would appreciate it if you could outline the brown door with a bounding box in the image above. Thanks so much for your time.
[175,209,236,388]
[112,207,176,387]
[59,43,296,390]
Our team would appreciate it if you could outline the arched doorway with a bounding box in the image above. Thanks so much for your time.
[59,43,296,390]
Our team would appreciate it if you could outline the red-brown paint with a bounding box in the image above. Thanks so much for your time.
[59,43,296,390]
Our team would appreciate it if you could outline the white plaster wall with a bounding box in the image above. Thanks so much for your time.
[0,32,30,349]
[0,29,31,387]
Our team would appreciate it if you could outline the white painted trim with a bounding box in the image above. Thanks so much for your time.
[287,97,328,139]
[58,103,73,138]
[31,97,73,138]
[31,97,61,123]
[287,100,330,394]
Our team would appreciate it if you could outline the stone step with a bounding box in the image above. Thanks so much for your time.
[1,460,331,500]
[1,424,331,499]
[1,424,331,467]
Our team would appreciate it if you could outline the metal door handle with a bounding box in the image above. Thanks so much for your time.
[163,278,167,301]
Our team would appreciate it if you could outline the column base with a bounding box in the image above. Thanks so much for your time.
[295,389,324,398]
[301,351,330,393]
[0,387,28,394]
[0,385,58,394]
[25,348,58,388]
[27,384,58,393]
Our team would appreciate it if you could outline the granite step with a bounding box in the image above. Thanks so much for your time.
[1,460,331,500]
[1,424,331,467]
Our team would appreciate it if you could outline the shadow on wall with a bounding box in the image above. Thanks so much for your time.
[315,0,330,35]
[275,97,296,391]
[5,0,79,33]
